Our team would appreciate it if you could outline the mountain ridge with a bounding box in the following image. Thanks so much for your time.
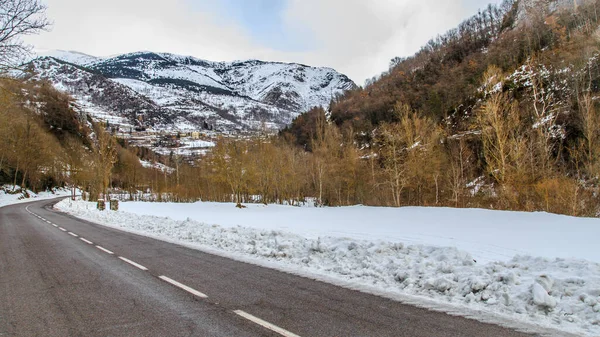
[26,50,356,132]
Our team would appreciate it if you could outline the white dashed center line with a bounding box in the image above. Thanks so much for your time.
[159,276,208,298]
[118,257,148,271]
[25,205,302,337]
[96,246,114,255]
[233,310,301,337]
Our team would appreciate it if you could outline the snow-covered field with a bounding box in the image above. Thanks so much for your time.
[55,200,600,336]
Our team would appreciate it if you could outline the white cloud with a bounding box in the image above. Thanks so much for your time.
[26,0,498,85]
[280,0,492,84]
[27,0,265,59]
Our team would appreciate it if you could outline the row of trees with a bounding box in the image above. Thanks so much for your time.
[148,68,594,216]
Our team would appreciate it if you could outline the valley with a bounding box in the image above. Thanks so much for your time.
[2,0,600,336]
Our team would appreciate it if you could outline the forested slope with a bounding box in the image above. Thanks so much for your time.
[274,0,600,214]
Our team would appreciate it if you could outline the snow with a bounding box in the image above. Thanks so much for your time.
[179,139,215,148]
[466,176,486,196]
[102,202,599,264]
[0,185,73,208]
[112,75,296,131]
[105,53,230,91]
[532,282,558,309]
[34,49,101,67]
[26,57,139,131]
[55,199,600,336]
[139,160,175,173]
[31,50,355,133]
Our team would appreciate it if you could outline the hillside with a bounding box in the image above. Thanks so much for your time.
[0,77,92,191]
[271,0,600,214]
[24,51,356,132]
[283,0,597,141]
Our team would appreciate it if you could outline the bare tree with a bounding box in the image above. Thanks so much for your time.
[0,0,50,71]
[376,103,445,207]
[95,126,118,201]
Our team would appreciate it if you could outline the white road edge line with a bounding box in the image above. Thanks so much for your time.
[158,276,208,298]
[80,238,93,244]
[58,227,67,232]
[118,257,148,271]
[46,221,52,224]
[233,310,301,337]
[68,232,78,237]
[52,224,58,227]
[96,246,114,255]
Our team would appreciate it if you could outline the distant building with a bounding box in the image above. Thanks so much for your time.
[191,131,201,140]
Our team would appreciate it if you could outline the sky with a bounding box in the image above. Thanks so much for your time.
[25,0,502,85]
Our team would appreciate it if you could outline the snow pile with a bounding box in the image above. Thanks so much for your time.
[56,199,600,336]
[118,202,600,264]
[0,186,73,208]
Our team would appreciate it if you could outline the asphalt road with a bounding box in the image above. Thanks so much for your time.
[0,199,544,337]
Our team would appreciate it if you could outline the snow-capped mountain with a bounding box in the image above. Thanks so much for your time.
[25,51,356,132]
[35,49,102,67]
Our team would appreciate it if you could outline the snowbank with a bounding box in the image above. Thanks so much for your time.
[55,199,600,336]
[0,186,72,208]
[120,201,600,264]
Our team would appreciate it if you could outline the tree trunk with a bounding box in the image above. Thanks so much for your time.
[21,170,28,189]
[435,174,440,205]
[13,162,19,189]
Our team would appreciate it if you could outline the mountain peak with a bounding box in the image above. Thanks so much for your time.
[34,49,102,67]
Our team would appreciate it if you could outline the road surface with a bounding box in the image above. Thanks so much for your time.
[0,199,543,336]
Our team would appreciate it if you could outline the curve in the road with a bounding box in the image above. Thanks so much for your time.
[0,199,562,337]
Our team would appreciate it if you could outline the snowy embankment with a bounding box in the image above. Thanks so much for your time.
[55,200,600,336]
[0,186,72,208]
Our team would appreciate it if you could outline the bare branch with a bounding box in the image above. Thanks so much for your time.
[0,0,50,72]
